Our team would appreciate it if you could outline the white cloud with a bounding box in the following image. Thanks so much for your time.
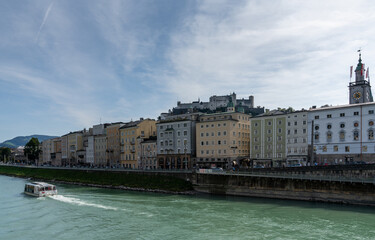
[35,0,54,43]
[160,0,375,110]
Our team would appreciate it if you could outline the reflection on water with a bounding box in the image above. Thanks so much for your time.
[1,175,375,240]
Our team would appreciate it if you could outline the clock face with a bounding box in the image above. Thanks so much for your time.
[353,91,361,100]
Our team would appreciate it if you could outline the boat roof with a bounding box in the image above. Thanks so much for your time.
[26,182,56,187]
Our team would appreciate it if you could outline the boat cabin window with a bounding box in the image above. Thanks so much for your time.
[25,185,35,193]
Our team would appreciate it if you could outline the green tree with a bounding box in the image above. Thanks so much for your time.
[24,137,41,165]
[0,147,11,162]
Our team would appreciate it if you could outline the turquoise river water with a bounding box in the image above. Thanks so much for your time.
[1,175,375,240]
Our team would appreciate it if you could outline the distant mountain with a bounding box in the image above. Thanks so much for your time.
[0,135,59,148]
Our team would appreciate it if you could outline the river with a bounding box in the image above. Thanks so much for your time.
[1,175,374,240]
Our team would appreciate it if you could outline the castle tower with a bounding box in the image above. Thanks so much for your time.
[349,51,374,104]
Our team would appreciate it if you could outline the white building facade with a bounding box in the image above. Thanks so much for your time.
[308,102,375,164]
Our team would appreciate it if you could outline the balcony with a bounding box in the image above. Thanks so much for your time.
[130,141,135,145]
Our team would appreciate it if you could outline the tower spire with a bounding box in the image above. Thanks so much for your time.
[349,50,373,104]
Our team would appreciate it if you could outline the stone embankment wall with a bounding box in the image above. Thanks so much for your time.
[192,173,375,206]
[238,164,375,178]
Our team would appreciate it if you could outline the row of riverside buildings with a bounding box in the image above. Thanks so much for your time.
[39,53,375,169]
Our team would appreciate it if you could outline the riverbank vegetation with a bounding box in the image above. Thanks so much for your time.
[0,166,193,192]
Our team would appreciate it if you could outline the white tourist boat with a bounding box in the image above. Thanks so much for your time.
[24,182,58,197]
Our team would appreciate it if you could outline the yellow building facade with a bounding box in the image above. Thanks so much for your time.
[66,131,84,166]
[196,112,251,169]
[120,119,156,169]
[106,122,124,167]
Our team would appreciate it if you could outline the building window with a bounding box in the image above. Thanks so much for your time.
[345,146,350,152]
[268,121,272,126]
[363,146,368,152]
[267,130,271,134]
[354,112,359,116]
[340,113,345,117]
[303,120,306,125]
[327,124,332,129]
[340,123,345,128]
[327,132,332,141]
[315,125,319,130]
[183,131,187,136]
[354,122,359,127]
[370,121,374,126]
[294,121,297,126]
[353,131,359,141]
[223,131,227,136]
[294,129,298,134]
[303,129,306,133]
[327,114,332,118]
[288,122,291,126]
[323,146,327,152]
[201,133,204,137]
[339,131,345,141]
[200,125,203,128]
[369,110,374,114]
[369,130,374,140]
[314,133,319,140]
[279,128,282,133]
[334,145,338,152]
[315,116,319,119]
[201,141,204,146]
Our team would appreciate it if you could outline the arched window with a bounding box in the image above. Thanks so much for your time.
[353,131,359,141]
[339,131,345,141]
[314,133,319,141]
[326,132,332,141]
[369,130,374,140]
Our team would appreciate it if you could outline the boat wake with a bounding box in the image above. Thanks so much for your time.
[48,195,118,210]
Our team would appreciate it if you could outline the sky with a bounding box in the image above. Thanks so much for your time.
[1,0,375,143]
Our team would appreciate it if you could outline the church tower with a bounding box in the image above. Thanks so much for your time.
[349,51,374,104]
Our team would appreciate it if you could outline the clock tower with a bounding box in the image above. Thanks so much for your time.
[349,51,374,104]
